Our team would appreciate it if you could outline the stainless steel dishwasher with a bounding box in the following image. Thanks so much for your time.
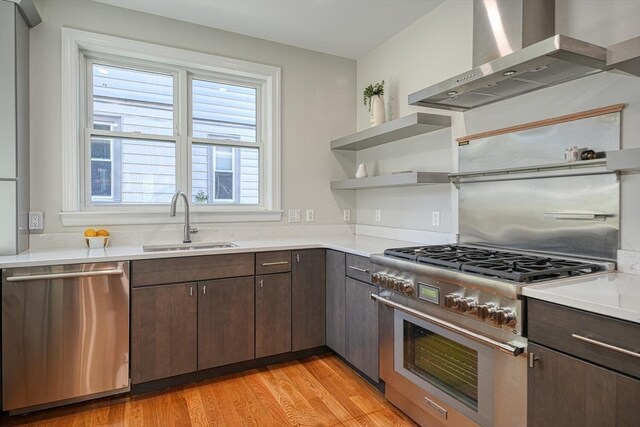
[2,261,130,413]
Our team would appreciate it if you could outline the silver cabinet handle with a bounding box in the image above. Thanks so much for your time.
[189,286,193,297]
[371,293,525,357]
[529,352,539,368]
[544,213,610,221]
[6,269,124,282]
[258,279,264,288]
[261,261,289,266]
[347,265,369,273]
[202,285,206,295]
[295,254,300,262]
[571,334,640,359]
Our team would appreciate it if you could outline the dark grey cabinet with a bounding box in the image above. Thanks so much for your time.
[131,283,198,383]
[198,277,255,370]
[326,250,346,357]
[255,272,292,358]
[345,277,378,382]
[527,299,640,427]
[292,249,326,351]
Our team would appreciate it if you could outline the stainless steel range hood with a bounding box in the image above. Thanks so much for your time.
[409,0,608,111]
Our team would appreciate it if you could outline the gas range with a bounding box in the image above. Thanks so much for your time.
[370,244,614,339]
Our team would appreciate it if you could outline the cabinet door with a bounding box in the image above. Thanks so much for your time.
[131,283,197,384]
[255,273,292,358]
[528,342,640,427]
[326,250,346,357]
[345,278,378,382]
[198,277,255,370]
[291,249,326,351]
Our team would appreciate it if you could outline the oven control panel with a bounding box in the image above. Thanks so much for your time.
[444,293,517,327]
[371,272,414,295]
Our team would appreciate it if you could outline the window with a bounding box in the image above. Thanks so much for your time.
[61,29,281,225]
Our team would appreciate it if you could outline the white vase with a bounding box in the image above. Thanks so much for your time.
[369,95,386,127]
[355,162,368,178]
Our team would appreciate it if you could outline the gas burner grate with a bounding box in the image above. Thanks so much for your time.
[383,244,605,283]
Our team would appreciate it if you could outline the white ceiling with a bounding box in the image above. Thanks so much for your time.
[93,0,446,59]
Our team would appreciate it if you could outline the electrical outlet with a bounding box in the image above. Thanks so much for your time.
[375,209,381,222]
[288,209,301,223]
[28,212,44,231]
[306,209,314,222]
[432,210,440,227]
[343,209,351,222]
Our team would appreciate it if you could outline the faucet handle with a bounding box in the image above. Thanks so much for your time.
[190,227,199,235]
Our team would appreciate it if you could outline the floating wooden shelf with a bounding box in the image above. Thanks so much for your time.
[330,112,451,151]
[330,172,450,190]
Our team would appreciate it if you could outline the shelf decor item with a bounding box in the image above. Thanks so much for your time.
[363,80,386,127]
[355,162,368,178]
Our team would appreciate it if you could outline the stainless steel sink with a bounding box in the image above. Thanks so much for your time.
[142,242,237,252]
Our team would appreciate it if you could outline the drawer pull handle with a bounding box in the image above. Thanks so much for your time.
[571,334,640,359]
[347,266,369,273]
[261,261,289,266]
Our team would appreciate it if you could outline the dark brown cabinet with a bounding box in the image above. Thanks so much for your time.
[528,342,639,427]
[292,249,326,351]
[527,299,640,427]
[255,272,292,358]
[198,277,255,370]
[131,283,198,383]
[326,250,346,357]
[345,277,378,382]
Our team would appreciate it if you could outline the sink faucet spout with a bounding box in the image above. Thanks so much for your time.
[170,191,198,243]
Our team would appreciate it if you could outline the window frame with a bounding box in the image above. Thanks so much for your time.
[61,28,281,226]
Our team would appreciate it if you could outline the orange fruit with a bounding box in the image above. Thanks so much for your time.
[97,229,110,236]
[84,228,97,237]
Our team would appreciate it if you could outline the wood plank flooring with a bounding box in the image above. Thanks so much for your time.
[2,353,417,426]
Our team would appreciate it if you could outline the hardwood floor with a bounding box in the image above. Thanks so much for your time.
[2,353,416,426]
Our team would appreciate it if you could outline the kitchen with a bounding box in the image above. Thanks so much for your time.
[1,0,639,426]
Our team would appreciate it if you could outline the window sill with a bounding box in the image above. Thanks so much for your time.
[59,209,283,226]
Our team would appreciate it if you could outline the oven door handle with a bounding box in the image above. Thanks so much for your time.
[371,293,525,357]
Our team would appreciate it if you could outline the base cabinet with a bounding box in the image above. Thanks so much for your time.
[326,250,346,357]
[198,277,255,370]
[345,277,378,382]
[292,249,326,351]
[131,283,197,384]
[255,272,292,358]
[527,299,640,427]
[528,342,639,427]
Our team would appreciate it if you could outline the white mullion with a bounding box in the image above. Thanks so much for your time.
[82,58,94,210]
[178,69,189,197]
[88,129,178,142]
[189,137,262,150]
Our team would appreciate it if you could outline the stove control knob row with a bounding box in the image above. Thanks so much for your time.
[371,273,414,295]
[476,303,497,320]
[459,297,478,313]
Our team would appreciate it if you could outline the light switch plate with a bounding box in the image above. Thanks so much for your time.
[28,211,44,231]
[288,209,301,223]
[343,209,351,222]
[375,209,381,222]
[432,210,440,227]
[306,209,314,222]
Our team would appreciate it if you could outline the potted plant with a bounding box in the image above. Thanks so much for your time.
[363,80,386,126]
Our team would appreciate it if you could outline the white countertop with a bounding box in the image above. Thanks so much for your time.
[2,235,638,323]
[0,234,414,269]
[522,272,640,323]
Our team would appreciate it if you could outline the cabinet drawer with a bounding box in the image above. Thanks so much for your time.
[131,253,254,287]
[528,299,640,378]
[255,251,292,275]
[345,254,373,284]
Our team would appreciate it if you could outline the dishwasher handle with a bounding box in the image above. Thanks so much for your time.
[6,269,125,282]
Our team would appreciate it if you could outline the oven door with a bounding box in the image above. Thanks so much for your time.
[394,309,493,426]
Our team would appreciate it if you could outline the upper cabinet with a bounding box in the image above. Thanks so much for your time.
[330,113,450,151]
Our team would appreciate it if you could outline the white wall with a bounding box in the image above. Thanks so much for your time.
[29,0,357,234]
[356,0,640,251]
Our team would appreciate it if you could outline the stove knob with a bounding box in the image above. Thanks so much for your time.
[493,308,516,326]
[371,273,381,284]
[400,281,414,295]
[476,304,496,320]
[380,275,390,287]
[459,298,477,313]
[443,294,460,308]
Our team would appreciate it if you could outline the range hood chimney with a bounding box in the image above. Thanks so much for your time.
[409,0,608,111]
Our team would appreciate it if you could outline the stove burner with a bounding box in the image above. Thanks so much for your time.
[383,245,604,283]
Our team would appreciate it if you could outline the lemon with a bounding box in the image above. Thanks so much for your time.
[84,228,97,237]
[97,229,110,237]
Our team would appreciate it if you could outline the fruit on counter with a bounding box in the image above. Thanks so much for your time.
[96,229,110,236]
[84,228,98,237]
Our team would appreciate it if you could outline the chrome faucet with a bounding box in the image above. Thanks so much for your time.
[170,191,198,243]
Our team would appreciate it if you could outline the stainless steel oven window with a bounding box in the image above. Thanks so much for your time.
[394,310,494,426]
[402,319,479,409]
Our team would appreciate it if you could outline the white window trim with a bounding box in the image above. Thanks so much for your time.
[60,28,281,225]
